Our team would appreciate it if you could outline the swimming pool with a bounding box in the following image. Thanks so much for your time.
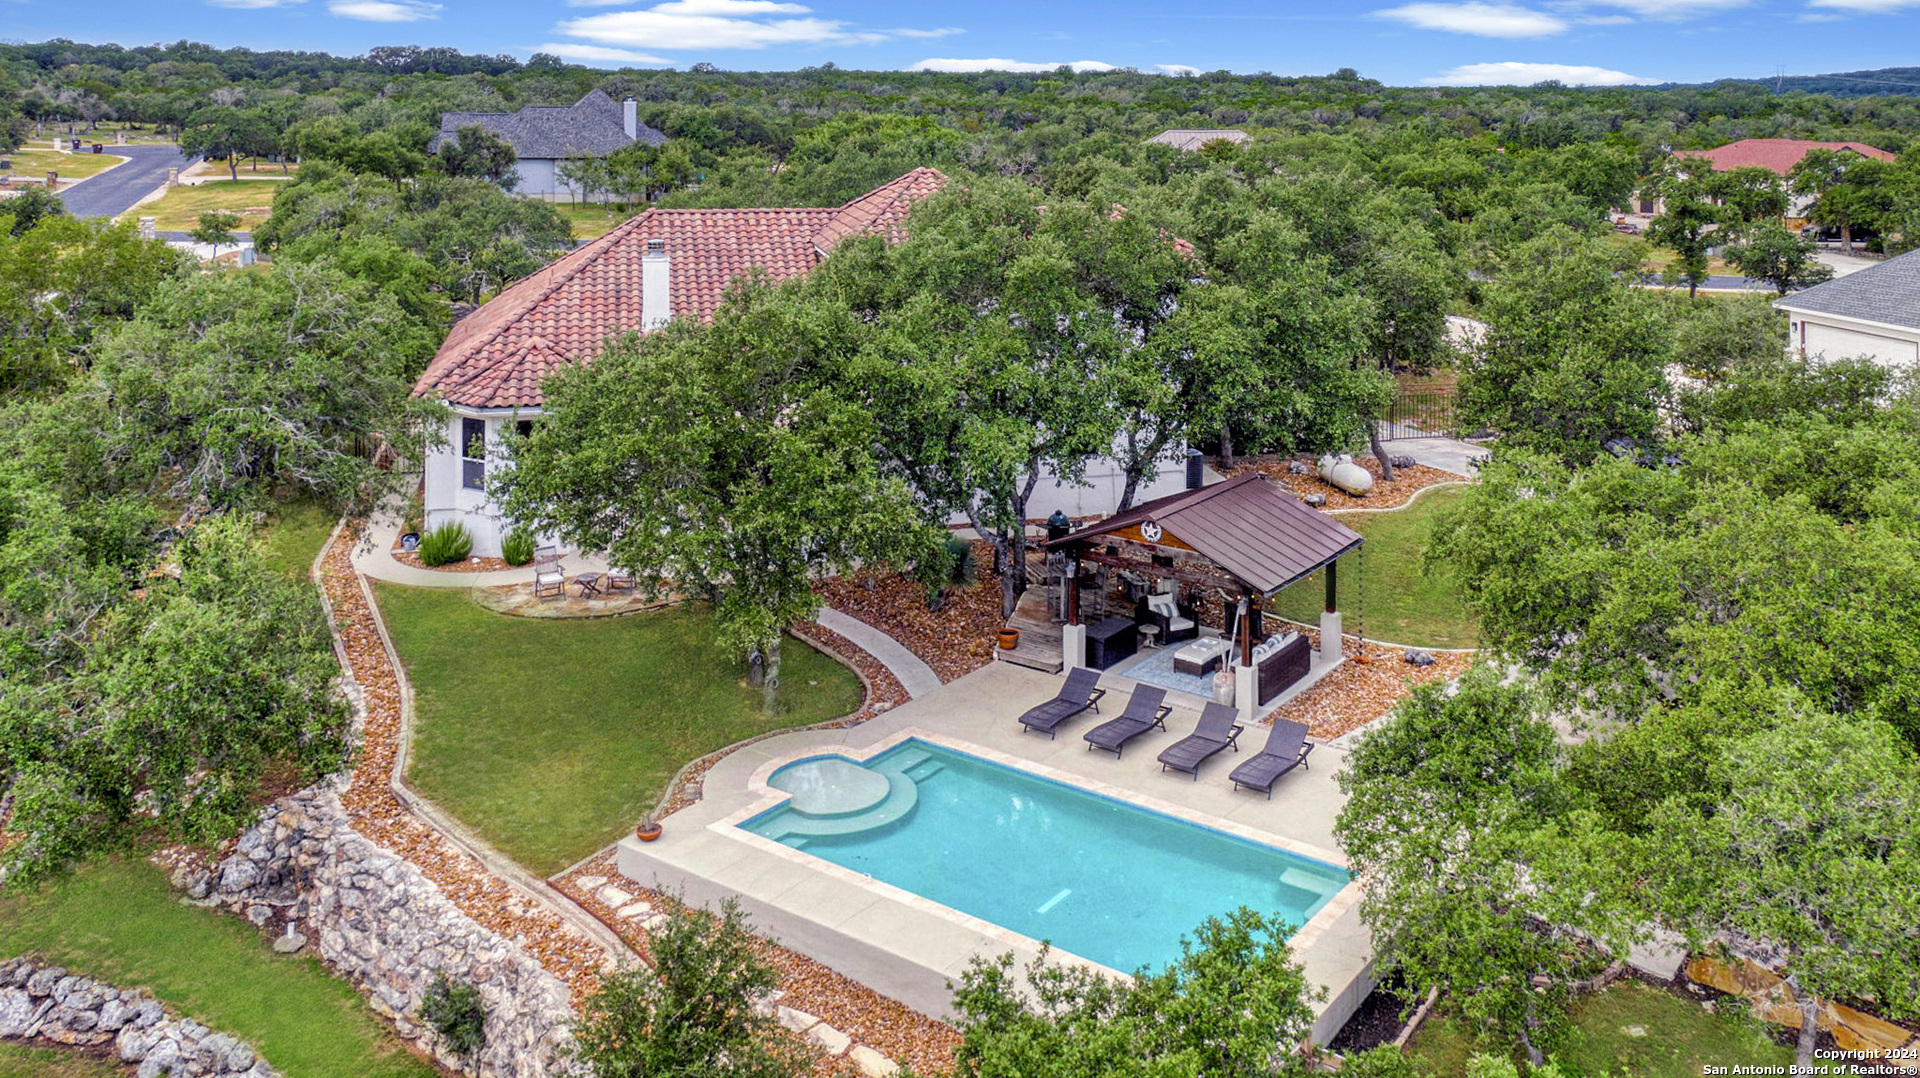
[740,739,1349,973]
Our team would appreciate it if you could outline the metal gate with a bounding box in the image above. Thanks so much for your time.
[1381,388,1459,441]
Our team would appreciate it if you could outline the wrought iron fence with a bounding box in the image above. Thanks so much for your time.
[1381,388,1460,441]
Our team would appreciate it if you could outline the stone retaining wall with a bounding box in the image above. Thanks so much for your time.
[191,786,580,1077]
[0,957,276,1078]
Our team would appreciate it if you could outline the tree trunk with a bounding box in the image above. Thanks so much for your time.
[1219,427,1234,470]
[1786,974,1819,1072]
[762,635,782,715]
[1520,997,1545,1068]
[1117,467,1143,514]
[227,156,237,182]
[1369,426,1395,482]
[745,646,765,687]
[1842,224,1853,255]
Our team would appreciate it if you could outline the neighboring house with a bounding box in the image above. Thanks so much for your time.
[1146,129,1251,152]
[429,89,667,199]
[1636,138,1896,218]
[1775,247,1920,370]
[412,166,1190,556]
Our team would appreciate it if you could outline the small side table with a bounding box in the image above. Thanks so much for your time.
[575,572,604,598]
[1138,624,1161,650]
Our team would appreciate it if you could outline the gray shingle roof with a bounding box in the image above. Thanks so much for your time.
[1774,248,1920,331]
[432,89,667,161]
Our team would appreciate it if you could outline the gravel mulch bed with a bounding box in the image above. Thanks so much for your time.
[815,543,1003,683]
[1223,456,1463,511]
[1265,628,1475,741]
[388,546,516,573]
[557,850,962,1078]
[318,535,610,1001]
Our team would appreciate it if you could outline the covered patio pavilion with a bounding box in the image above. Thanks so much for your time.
[1043,472,1365,724]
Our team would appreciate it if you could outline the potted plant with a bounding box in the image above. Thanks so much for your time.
[998,627,1020,649]
[635,818,663,842]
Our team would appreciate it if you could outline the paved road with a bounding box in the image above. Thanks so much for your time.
[55,144,197,219]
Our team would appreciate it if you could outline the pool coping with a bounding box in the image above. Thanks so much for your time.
[717,727,1359,976]
[617,661,1376,1042]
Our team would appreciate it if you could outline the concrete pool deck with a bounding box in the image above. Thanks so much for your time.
[617,660,1375,1044]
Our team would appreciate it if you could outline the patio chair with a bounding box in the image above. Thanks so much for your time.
[1157,702,1244,780]
[1083,686,1172,758]
[533,545,563,572]
[1017,667,1106,739]
[605,567,635,593]
[533,565,566,600]
[1228,719,1314,799]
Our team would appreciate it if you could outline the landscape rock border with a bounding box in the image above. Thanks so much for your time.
[0,956,279,1078]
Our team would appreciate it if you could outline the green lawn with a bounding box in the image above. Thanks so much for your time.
[556,202,644,240]
[1269,487,1479,649]
[121,179,285,232]
[4,147,129,182]
[258,499,337,580]
[375,587,866,875]
[0,857,436,1078]
[0,1043,125,1078]
[1407,982,1792,1076]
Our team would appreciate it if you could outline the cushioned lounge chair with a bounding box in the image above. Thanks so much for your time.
[1157,702,1244,779]
[1017,667,1106,739]
[1228,719,1314,798]
[1082,686,1172,758]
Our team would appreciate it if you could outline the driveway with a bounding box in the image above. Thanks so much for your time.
[55,144,197,220]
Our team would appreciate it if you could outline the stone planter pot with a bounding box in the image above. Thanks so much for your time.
[998,628,1020,650]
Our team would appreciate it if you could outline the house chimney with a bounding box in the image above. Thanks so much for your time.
[642,238,670,331]
[623,98,638,141]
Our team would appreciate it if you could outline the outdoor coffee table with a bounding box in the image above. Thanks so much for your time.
[1173,637,1231,676]
[574,572,604,597]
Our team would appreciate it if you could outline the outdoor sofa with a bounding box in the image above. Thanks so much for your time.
[1157,702,1244,779]
[1017,667,1107,739]
[1228,719,1314,798]
[1083,686,1173,758]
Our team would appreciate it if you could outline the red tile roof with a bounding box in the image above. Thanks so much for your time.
[415,168,948,409]
[1674,138,1895,176]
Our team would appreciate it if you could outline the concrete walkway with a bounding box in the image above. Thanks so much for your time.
[1378,430,1489,477]
[349,507,607,588]
[816,608,942,699]
[352,507,946,700]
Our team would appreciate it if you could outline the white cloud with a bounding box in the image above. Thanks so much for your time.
[1586,0,1750,15]
[1375,2,1569,37]
[908,58,1117,73]
[1808,0,1920,9]
[329,0,438,19]
[207,0,305,8]
[1421,60,1655,84]
[556,0,946,49]
[534,42,675,64]
[1158,64,1202,76]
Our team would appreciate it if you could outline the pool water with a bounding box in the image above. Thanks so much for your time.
[741,739,1349,973]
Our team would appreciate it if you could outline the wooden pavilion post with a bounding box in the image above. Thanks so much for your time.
[1065,556,1080,625]
[1324,559,1338,614]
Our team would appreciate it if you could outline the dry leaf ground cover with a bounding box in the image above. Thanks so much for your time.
[816,542,1003,682]
[1264,628,1474,741]
[1224,455,1463,511]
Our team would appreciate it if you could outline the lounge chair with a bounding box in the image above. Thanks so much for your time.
[1017,667,1106,739]
[1083,686,1173,758]
[1228,720,1314,799]
[1157,702,1244,779]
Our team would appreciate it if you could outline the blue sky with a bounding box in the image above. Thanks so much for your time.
[16,0,1920,87]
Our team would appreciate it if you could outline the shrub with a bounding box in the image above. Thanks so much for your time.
[401,488,425,537]
[418,522,473,566]
[421,972,486,1060]
[501,527,536,566]
[1341,1046,1428,1078]
[943,535,976,586]
[575,897,800,1078]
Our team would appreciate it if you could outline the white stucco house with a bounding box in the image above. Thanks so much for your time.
[1775,247,1920,371]
[429,89,667,200]
[410,167,1189,557]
